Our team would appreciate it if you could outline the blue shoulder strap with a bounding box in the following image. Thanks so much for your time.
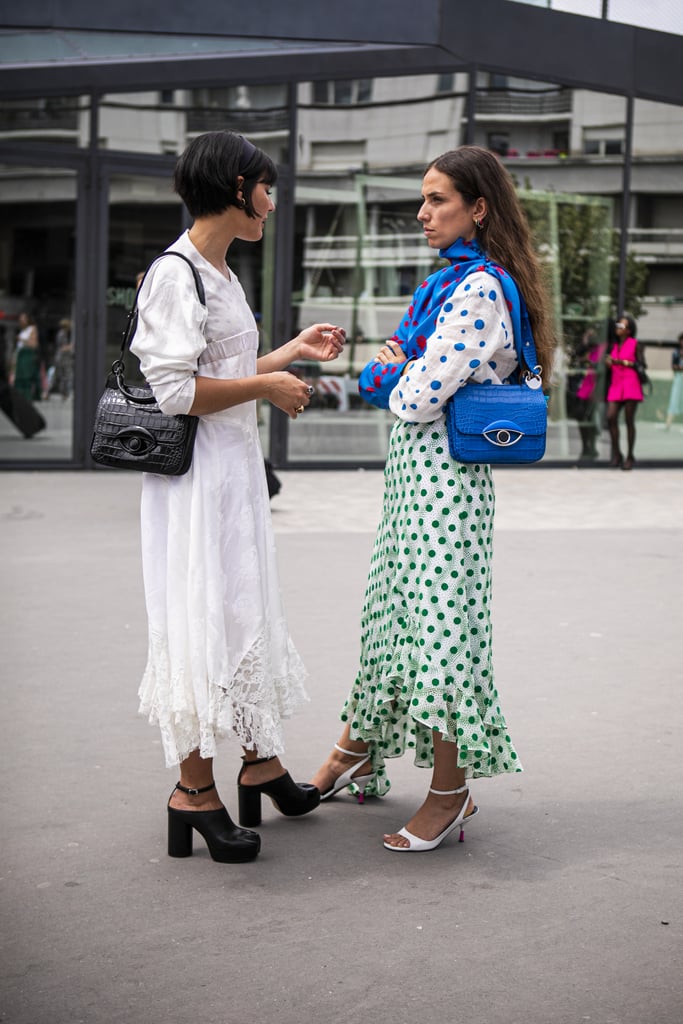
[517,296,541,379]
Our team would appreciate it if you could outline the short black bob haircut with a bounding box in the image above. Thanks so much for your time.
[173,130,277,219]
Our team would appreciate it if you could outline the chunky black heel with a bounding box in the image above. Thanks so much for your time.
[167,782,261,863]
[237,757,321,827]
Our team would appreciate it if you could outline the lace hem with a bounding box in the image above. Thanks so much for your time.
[138,629,308,768]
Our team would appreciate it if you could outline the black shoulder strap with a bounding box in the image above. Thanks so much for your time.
[137,250,206,306]
[117,250,206,361]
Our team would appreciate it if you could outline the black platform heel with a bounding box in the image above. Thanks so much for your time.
[167,782,261,863]
[237,756,321,827]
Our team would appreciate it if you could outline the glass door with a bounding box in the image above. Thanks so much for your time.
[0,162,79,461]
[104,168,274,456]
[105,171,185,386]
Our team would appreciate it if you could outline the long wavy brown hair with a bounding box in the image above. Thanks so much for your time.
[428,146,556,376]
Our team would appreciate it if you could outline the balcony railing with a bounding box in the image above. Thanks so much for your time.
[187,107,289,134]
[0,99,80,133]
[628,228,683,259]
[475,91,572,116]
[304,233,432,269]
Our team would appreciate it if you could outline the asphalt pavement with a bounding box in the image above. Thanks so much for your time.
[1,466,681,1024]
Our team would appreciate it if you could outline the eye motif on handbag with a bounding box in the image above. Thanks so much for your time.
[90,251,205,476]
[445,301,548,465]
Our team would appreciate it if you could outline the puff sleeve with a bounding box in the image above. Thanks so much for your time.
[357,345,405,410]
[131,259,208,415]
[388,271,517,423]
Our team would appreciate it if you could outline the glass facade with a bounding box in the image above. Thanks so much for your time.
[0,162,77,460]
[630,96,683,448]
[1,59,682,467]
[288,75,682,464]
[0,95,88,147]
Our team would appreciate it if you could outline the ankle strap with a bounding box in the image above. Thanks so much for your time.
[241,756,276,766]
[334,743,368,758]
[175,781,216,796]
[429,785,468,796]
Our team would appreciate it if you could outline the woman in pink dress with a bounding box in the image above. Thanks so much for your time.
[605,314,644,471]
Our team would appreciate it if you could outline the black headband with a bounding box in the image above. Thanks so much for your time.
[238,135,257,173]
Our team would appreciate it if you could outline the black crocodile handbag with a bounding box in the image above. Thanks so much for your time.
[90,251,205,475]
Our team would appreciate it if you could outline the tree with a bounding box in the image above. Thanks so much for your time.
[520,192,648,362]
[611,233,649,320]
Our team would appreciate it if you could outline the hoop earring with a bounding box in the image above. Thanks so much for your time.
[237,196,247,209]
[474,216,484,230]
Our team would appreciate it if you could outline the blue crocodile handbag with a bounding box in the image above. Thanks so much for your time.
[445,301,547,465]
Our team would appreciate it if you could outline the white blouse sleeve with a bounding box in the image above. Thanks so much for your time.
[389,271,516,423]
[130,259,207,416]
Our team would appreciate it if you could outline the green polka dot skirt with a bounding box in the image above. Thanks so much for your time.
[341,418,522,796]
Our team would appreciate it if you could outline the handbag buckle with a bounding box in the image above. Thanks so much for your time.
[523,368,543,391]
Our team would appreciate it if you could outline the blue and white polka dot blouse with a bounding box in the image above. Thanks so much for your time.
[388,270,519,422]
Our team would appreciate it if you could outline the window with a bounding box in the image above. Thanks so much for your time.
[311,80,374,105]
[488,132,510,156]
[334,81,353,105]
[553,130,569,153]
[310,140,366,168]
[583,130,625,156]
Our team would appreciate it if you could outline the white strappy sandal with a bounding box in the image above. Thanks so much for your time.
[383,784,478,852]
[320,744,376,803]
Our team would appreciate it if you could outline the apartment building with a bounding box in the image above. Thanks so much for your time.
[1,1,681,465]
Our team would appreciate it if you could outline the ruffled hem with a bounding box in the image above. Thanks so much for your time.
[343,649,522,795]
[138,629,308,768]
[342,565,522,795]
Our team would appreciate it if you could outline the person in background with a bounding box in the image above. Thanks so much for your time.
[13,312,41,401]
[51,318,74,399]
[605,313,644,471]
[311,145,555,853]
[131,130,346,864]
[664,331,683,429]
[573,325,607,461]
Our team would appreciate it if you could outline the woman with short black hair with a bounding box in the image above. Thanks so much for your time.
[132,131,346,863]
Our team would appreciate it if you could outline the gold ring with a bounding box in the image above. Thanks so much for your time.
[295,405,305,414]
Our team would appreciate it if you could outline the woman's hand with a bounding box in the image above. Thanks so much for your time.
[295,323,346,363]
[374,341,408,366]
[264,371,315,420]
[606,356,631,367]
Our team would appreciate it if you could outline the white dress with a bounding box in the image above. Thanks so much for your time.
[131,231,307,768]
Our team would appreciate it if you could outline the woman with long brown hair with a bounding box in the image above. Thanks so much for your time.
[311,145,555,852]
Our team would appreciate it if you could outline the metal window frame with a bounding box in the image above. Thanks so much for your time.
[1,0,682,469]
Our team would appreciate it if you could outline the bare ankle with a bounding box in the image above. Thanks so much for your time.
[169,783,223,812]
